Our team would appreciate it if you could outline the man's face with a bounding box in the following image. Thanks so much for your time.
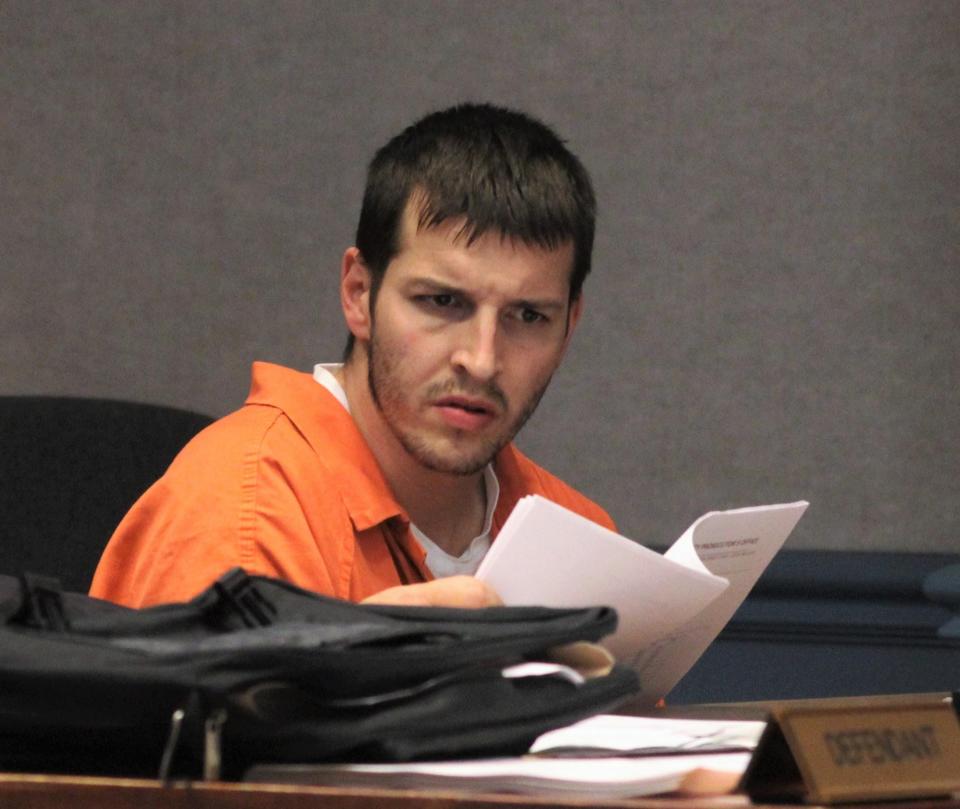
[364,205,580,476]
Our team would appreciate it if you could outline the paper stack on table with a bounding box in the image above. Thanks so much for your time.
[246,714,768,799]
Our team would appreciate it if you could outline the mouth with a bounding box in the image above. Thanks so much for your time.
[433,395,498,431]
[435,395,496,414]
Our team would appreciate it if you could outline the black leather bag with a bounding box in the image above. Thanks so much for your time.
[0,568,638,780]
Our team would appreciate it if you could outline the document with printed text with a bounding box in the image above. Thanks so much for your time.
[475,497,808,704]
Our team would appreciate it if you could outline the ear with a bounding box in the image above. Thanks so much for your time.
[340,247,373,342]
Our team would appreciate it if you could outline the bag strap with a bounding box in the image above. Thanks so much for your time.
[12,573,70,631]
[208,568,277,628]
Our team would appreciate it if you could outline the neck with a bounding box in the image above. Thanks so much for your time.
[336,355,487,557]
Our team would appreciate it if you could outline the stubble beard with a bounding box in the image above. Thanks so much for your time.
[366,329,551,476]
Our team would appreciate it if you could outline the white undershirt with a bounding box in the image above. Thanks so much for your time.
[313,363,498,577]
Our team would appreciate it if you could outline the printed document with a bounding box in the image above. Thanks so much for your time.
[475,497,808,704]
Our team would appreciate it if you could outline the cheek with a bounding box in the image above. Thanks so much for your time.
[399,327,424,352]
[379,317,450,378]
[388,327,432,370]
[503,345,564,394]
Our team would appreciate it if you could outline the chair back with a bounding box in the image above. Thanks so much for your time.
[0,396,214,592]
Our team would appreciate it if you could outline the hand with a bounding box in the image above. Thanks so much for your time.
[362,576,502,608]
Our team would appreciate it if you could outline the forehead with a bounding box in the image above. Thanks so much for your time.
[390,197,575,296]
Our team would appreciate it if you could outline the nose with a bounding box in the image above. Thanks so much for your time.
[451,311,500,382]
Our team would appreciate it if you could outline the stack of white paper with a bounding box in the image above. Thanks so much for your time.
[246,754,753,799]
[246,714,768,799]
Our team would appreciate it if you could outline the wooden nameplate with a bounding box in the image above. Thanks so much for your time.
[741,694,960,803]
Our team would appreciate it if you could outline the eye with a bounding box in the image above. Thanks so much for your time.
[415,293,460,309]
[413,292,473,320]
[518,307,548,324]
[430,293,457,308]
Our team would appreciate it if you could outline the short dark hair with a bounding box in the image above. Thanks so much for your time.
[345,103,596,358]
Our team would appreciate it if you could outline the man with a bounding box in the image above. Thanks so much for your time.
[90,103,615,609]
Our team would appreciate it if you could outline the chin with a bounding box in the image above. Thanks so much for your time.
[405,436,502,477]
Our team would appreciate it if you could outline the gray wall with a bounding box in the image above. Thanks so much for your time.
[2,1,958,552]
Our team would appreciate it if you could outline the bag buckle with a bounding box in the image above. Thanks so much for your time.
[157,694,227,783]
[213,569,277,628]
[16,573,70,631]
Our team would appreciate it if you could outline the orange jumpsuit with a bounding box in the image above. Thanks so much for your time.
[90,362,615,607]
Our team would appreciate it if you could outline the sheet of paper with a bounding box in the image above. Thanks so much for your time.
[633,501,809,699]
[476,495,808,704]
[529,713,766,756]
[476,496,730,664]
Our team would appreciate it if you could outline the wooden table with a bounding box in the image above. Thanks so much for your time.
[2,773,959,809]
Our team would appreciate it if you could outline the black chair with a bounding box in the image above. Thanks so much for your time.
[0,396,214,593]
